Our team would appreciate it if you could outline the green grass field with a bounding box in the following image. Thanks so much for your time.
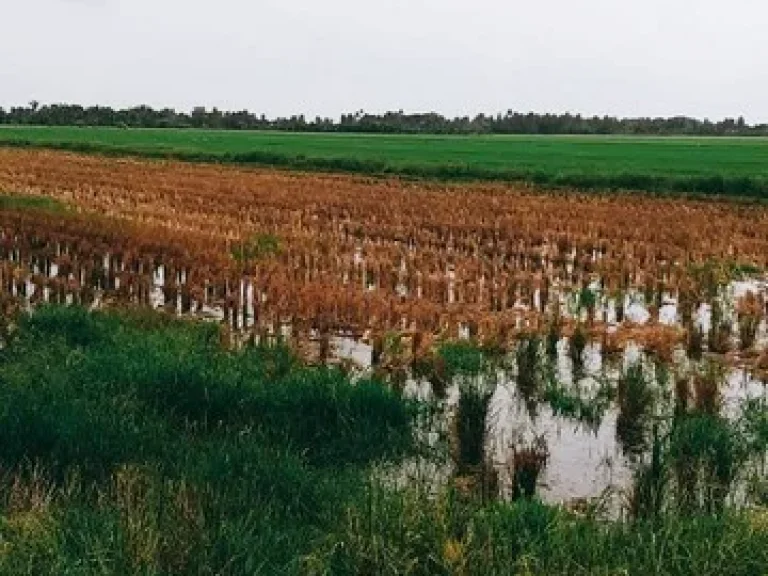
[2,126,768,197]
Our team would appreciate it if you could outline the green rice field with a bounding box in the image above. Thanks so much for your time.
[2,126,768,197]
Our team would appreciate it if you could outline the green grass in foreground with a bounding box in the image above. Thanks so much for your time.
[2,126,768,197]
[1,306,768,575]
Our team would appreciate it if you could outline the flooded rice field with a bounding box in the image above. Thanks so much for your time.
[2,148,768,514]
[3,245,767,513]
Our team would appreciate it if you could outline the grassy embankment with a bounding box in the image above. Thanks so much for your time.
[1,306,767,575]
[1,126,768,198]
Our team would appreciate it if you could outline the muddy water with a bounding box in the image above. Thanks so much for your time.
[388,340,768,512]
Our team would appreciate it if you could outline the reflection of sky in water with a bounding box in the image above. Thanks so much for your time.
[393,339,768,512]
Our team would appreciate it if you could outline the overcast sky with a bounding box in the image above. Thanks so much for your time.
[2,0,767,121]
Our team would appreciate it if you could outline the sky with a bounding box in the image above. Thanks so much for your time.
[2,0,767,122]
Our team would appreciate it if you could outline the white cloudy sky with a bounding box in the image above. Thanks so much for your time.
[2,0,766,121]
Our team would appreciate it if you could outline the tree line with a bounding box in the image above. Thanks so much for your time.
[1,101,766,136]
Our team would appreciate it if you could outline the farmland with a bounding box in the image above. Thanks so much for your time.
[2,125,768,197]
[2,145,768,574]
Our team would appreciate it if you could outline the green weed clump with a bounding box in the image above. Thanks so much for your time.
[568,324,589,373]
[516,336,543,401]
[0,193,70,213]
[231,233,281,264]
[454,380,494,473]
[616,363,656,457]
[437,340,487,379]
[629,359,763,521]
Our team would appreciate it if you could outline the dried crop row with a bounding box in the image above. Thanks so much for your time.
[1,148,767,360]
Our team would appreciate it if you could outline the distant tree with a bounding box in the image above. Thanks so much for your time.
[0,101,765,137]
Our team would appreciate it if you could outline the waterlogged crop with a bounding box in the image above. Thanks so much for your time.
[1,147,768,574]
